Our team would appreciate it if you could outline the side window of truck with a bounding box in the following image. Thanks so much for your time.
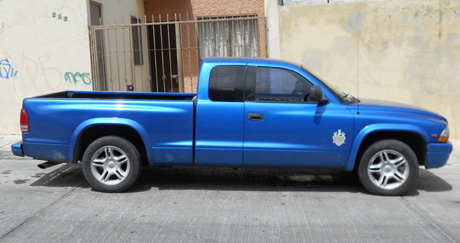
[209,66,247,102]
[253,67,312,102]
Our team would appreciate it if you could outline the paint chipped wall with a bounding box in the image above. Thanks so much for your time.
[283,0,391,6]
[279,0,460,140]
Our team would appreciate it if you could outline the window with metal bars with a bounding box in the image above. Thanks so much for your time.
[197,15,260,60]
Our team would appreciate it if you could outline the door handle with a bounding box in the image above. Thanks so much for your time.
[247,113,264,121]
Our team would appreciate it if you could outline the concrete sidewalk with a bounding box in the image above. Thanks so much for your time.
[0,135,22,159]
[0,135,21,150]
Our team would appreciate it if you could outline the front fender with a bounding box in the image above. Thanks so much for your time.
[69,118,153,163]
[345,123,428,170]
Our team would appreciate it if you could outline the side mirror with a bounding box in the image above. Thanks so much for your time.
[309,85,328,105]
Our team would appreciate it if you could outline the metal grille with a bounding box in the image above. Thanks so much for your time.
[90,15,266,93]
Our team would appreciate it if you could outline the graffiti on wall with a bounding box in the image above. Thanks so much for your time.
[64,72,92,85]
[1,53,63,90]
[1,52,92,91]
[0,59,18,79]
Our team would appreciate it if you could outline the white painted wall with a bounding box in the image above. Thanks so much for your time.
[0,0,147,135]
[0,0,93,135]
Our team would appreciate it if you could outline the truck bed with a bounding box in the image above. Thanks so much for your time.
[22,91,196,165]
[37,91,196,100]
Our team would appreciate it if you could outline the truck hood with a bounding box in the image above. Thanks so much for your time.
[350,98,447,122]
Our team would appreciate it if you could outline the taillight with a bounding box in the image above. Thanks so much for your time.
[20,108,29,133]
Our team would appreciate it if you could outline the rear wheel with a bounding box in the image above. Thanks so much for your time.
[358,139,419,196]
[82,136,142,192]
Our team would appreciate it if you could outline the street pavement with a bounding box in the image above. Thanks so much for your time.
[1,135,459,242]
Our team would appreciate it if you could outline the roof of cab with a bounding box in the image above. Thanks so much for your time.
[202,57,302,68]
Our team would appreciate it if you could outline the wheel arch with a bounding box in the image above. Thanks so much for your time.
[346,124,428,170]
[70,118,152,165]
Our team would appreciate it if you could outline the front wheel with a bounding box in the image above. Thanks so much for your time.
[82,136,142,192]
[358,140,419,196]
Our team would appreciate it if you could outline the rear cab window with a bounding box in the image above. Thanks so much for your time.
[209,66,247,102]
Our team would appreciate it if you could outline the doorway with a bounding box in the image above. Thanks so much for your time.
[89,2,106,90]
[147,24,180,92]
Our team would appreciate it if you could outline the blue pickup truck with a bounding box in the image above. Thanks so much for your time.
[12,57,452,195]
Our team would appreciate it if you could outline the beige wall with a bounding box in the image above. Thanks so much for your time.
[0,0,93,135]
[279,0,460,140]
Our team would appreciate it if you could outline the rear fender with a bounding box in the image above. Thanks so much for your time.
[69,118,152,164]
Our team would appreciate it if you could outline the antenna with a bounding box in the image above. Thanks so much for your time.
[357,41,360,115]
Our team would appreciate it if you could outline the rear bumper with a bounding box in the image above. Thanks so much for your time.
[11,143,24,157]
[425,142,453,169]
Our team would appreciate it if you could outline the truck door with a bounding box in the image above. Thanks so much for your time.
[195,64,246,166]
[243,66,354,167]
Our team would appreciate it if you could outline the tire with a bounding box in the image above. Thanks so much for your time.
[358,139,419,196]
[82,136,142,192]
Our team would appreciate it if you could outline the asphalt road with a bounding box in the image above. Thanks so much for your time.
[0,144,459,243]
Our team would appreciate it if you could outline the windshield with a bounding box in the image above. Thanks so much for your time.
[301,66,359,104]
